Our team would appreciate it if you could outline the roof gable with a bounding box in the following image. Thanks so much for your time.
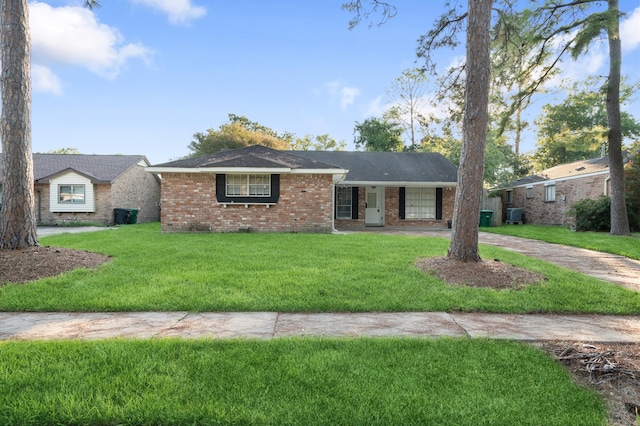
[501,155,617,189]
[0,154,149,184]
[151,145,343,171]
[542,155,610,179]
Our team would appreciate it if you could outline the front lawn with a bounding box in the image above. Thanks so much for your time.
[482,224,640,260]
[0,338,605,426]
[1,223,639,314]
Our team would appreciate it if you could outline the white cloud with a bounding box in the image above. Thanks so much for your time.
[325,80,360,111]
[130,0,206,25]
[32,65,63,95]
[621,6,640,52]
[30,2,152,81]
[362,95,385,117]
[340,86,361,110]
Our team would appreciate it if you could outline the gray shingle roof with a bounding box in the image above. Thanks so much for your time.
[500,154,619,189]
[151,145,343,170]
[150,146,458,184]
[0,154,149,184]
[292,151,458,184]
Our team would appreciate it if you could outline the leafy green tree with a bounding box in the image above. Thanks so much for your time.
[353,117,404,152]
[188,114,291,156]
[385,68,429,148]
[496,0,631,235]
[423,0,634,235]
[46,148,82,154]
[290,134,346,151]
[490,8,557,155]
[532,78,640,170]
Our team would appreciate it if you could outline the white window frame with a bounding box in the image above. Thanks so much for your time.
[405,187,436,219]
[58,184,86,204]
[336,186,352,219]
[545,182,556,202]
[526,186,534,199]
[226,174,271,197]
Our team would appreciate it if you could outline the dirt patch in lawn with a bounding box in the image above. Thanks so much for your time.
[536,341,640,426]
[0,246,111,285]
[416,256,546,290]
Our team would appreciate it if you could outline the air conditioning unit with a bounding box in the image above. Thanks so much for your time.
[506,208,522,223]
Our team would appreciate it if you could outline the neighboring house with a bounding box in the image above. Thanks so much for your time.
[0,154,160,225]
[497,154,619,225]
[146,145,458,233]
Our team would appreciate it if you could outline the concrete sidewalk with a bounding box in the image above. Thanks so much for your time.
[2,311,639,342]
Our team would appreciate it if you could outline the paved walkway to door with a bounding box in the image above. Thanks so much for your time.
[340,227,640,293]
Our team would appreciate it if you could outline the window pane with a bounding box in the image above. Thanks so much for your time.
[405,188,435,219]
[71,185,85,203]
[227,174,270,197]
[336,187,352,219]
[248,174,270,196]
[545,185,555,201]
[59,185,85,204]
[59,185,71,203]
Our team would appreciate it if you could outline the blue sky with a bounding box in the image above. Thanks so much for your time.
[30,0,640,165]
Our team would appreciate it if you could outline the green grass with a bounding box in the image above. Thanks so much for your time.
[0,338,606,426]
[482,224,640,260]
[1,222,639,313]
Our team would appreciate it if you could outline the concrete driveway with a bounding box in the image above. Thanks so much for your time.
[37,226,116,237]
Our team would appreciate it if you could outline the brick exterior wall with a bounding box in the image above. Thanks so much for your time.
[35,164,161,225]
[160,173,334,233]
[502,173,609,225]
[335,186,455,228]
[111,164,161,223]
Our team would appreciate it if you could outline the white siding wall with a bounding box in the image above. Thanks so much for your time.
[49,172,95,212]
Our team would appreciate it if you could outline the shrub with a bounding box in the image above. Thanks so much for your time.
[569,196,611,231]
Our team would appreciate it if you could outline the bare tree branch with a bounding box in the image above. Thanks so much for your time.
[342,0,397,29]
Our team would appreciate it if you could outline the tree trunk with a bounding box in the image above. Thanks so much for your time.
[447,0,493,261]
[0,0,38,249]
[606,0,630,236]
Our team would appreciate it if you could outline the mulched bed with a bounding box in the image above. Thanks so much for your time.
[416,256,546,289]
[0,246,111,285]
[537,342,640,426]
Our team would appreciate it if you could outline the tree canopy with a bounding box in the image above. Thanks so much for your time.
[353,117,404,152]
[532,78,640,170]
[188,115,291,157]
[385,68,429,148]
[188,114,345,156]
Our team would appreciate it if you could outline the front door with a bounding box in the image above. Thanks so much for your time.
[365,187,384,226]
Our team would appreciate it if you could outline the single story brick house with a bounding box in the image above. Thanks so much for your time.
[0,154,161,225]
[497,154,617,225]
[146,145,458,233]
